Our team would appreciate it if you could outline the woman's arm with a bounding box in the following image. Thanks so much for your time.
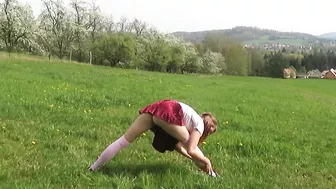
[175,142,209,171]
[184,129,213,172]
[176,139,214,174]
[175,142,192,159]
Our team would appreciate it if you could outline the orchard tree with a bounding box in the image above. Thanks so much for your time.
[181,42,202,74]
[166,44,185,73]
[87,0,104,44]
[70,0,91,62]
[91,32,136,67]
[0,0,35,56]
[115,16,130,33]
[201,50,226,74]
[135,28,172,71]
[129,18,148,37]
[38,0,75,59]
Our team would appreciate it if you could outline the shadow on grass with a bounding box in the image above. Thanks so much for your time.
[99,162,178,177]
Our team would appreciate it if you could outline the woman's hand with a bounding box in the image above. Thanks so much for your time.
[193,157,212,174]
[202,158,212,173]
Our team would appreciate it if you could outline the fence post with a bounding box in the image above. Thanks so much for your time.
[89,51,92,65]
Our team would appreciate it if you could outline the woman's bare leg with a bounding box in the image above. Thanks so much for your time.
[152,116,210,172]
[152,115,190,143]
[89,113,153,171]
[123,113,154,143]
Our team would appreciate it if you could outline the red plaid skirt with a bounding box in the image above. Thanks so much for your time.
[139,99,185,126]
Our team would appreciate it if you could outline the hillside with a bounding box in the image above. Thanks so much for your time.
[172,26,334,46]
[319,32,336,39]
[1,55,336,189]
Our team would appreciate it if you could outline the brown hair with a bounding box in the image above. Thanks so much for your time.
[198,112,217,145]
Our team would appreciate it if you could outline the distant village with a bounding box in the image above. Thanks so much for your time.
[283,67,336,79]
[244,40,336,52]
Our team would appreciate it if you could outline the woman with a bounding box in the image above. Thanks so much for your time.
[88,99,218,176]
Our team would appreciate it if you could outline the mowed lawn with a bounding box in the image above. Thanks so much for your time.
[1,58,335,189]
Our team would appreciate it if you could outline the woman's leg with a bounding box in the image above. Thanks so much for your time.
[123,113,154,143]
[152,116,207,161]
[89,113,153,171]
[152,115,190,143]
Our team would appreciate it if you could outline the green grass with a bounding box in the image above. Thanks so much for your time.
[1,57,336,189]
[244,35,309,46]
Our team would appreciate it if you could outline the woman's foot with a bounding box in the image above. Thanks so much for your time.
[88,156,100,172]
[209,169,219,177]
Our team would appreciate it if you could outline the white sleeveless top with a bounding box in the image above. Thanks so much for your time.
[178,101,204,135]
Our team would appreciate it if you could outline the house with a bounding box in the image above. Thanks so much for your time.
[324,68,336,79]
[307,69,322,78]
[283,67,296,79]
[322,70,330,78]
[296,73,308,79]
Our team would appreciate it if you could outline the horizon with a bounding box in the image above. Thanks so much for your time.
[22,0,336,36]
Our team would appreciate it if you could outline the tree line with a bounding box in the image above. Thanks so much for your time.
[1,0,336,78]
[258,47,336,78]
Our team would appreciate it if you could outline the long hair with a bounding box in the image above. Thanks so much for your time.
[198,112,217,145]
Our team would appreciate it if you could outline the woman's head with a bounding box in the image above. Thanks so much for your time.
[198,112,217,145]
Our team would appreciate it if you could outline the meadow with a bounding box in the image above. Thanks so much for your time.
[244,36,309,46]
[1,56,335,189]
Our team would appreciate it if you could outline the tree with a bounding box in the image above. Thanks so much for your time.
[285,53,300,70]
[202,33,250,76]
[222,43,250,76]
[264,52,289,78]
[181,43,202,74]
[166,44,185,73]
[38,0,75,59]
[0,0,35,56]
[282,47,286,53]
[137,34,171,72]
[200,50,225,74]
[4,0,336,78]
[129,18,147,38]
[248,49,265,76]
[202,33,228,53]
[70,0,90,62]
[115,16,130,33]
[91,32,136,67]
[87,0,104,44]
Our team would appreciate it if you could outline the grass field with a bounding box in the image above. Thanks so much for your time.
[244,36,309,46]
[1,57,336,189]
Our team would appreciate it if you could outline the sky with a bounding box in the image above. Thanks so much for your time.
[23,0,335,35]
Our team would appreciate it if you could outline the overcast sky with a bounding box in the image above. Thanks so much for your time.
[23,0,335,35]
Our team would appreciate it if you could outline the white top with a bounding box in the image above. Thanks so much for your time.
[178,101,204,135]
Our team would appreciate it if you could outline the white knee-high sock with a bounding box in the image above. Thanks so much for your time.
[89,135,130,170]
